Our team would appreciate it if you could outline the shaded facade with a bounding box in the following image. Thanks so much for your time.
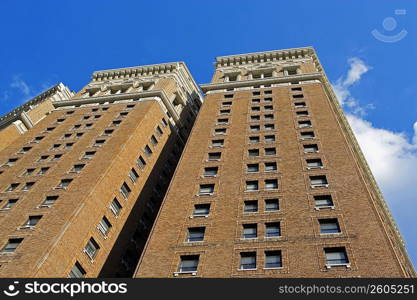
[0,62,202,277]
[134,48,415,278]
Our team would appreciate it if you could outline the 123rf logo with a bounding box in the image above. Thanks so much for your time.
[3,281,127,297]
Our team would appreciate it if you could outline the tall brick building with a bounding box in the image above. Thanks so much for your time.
[134,48,415,277]
[0,62,202,277]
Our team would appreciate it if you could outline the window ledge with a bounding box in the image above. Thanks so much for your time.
[173,271,197,276]
[190,215,209,219]
[238,268,257,271]
[307,166,324,170]
[197,193,214,197]
[264,267,284,270]
[325,263,351,269]
[314,206,335,210]
[311,184,329,188]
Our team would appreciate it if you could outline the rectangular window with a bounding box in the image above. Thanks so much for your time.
[244,200,258,213]
[265,251,282,269]
[193,204,210,217]
[211,139,224,147]
[150,135,158,146]
[32,136,44,143]
[314,195,334,208]
[94,139,105,147]
[303,144,319,153]
[264,135,275,143]
[112,120,122,126]
[102,129,114,136]
[75,132,84,139]
[324,247,349,266]
[298,120,312,128]
[178,255,199,273]
[250,115,260,121]
[292,93,304,98]
[203,167,218,177]
[296,110,309,117]
[265,222,281,237]
[199,184,214,195]
[2,199,18,209]
[119,112,129,118]
[224,94,234,98]
[22,168,35,176]
[265,198,279,211]
[265,179,278,190]
[301,131,315,139]
[128,169,139,183]
[310,175,328,187]
[265,162,277,172]
[120,182,131,199]
[69,262,86,278]
[19,146,32,153]
[98,216,112,236]
[240,252,256,270]
[251,106,260,112]
[22,182,35,191]
[222,101,232,106]
[70,164,85,173]
[252,91,261,96]
[84,238,100,260]
[264,97,273,102]
[137,156,146,169]
[294,101,306,108]
[248,149,259,157]
[217,118,228,125]
[156,126,163,136]
[219,109,230,115]
[291,87,302,91]
[4,158,18,167]
[56,179,73,189]
[319,218,341,234]
[208,152,221,161]
[52,154,62,161]
[251,99,261,104]
[264,124,275,131]
[109,198,122,216]
[264,105,273,111]
[264,90,272,95]
[5,183,19,192]
[22,215,42,228]
[249,136,260,144]
[265,147,276,156]
[83,151,96,159]
[41,196,58,207]
[1,238,23,253]
[144,145,153,157]
[52,144,61,150]
[187,227,205,242]
[37,155,49,162]
[250,125,260,132]
[246,180,259,191]
[38,167,50,175]
[214,128,227,135]
[307,158,323,169]
[247,163,259,173]
[242,224,257,239]
[72,124,81,130]
[264,114,274,120]
[85,123,93,128]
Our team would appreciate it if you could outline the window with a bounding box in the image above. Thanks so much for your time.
[1,238,23,253]
[248,149,259,157]
[72,124,81,130]
[41,196,58,207]
[324,247,349,266]
[265,162,277,172]
[37,155,49,162]
[319,219,341,234]
[2,199,18,209]
[102,107,109,111]
[264,90,272,95]
[251,99,260,104]
[150,135,158,146]
[144,145,153,157]
[70,164,85,173]
[5,183,19,192]
[264,124,275,131]
[178,255,199,273]
[211,139,224,147]
[102,129,114,136]
[45,127,56,132]
[75,132,84,139]
[112,120,122,126]
[242,224,257,239]
[222,101,232,106]
[109,198,122,216]
[193,204,210,217]
[294,101,306,108]
[156,126,163,136]
[296,110,309,117]
[68,262,86,278]
[298,120,312,128]
[265,251,282,269]
[224,94,234,98]
[22,182,35,191]
[85,123,93,128]
[244,200,258,213]
[251,106,260,112]
[52,154,63,161]
[264,105,273,111]
[303,144,319,153]
[291,87,302,92]
[63,133,72,139]
[98,216,112,236]
[307,158,323,169]
[199,184,214,195]
[310,175,328,188]
[94,139,105,147]
[250,125,260,132]
[137,156,146,169]
[203,167,218,177]
[287,68,298,76]
[249,136,260,144]
[22,168,35,176]
[247,163,259,173]
[208,152,221,161]
[214,128,227,135]
[265,222,281,237]
[293,93,304,98]
[264,97,273,102]
[56,179,73,189]
[22,215,42,228]
[314,195,334,208]
[265,135,275,143]
[250,115,260,121]
[245,180,259,191]
[37,167,50,175]
[32,136,44,143]
[264,114,274,120]
[19,146,32,153]
[82,151,96,159]
[301,131,315,139]
[51,144,61,150]
[265,179,278,190]
[240,252,256,270]
[128,169,139,183]
[265,147,276,156]
[252,91,261,96]
[220,109,230,115]
[64,143,74,149]
[265,198,279,211]
[4,158,18,167]
[187,227,205,242]
[120,182,131,198]
[84,238,100,260]
[217,118,228,125]
[119,112,129,118]
[66,110,75,115]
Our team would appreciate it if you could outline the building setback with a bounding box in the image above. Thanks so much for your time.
[134,48,415,278]
[0,62,202,277]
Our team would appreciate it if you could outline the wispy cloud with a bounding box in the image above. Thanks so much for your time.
[332,57,374,116]
[10,75,32,97]
[334,57,417,263]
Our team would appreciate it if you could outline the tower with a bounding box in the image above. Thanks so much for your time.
[134,48,415,277]
[0,62,202,277]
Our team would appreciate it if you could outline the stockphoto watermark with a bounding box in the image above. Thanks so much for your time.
[2,280,128,298]
[371,9,408,42]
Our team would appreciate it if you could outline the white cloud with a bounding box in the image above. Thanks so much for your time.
[10,75,32,97]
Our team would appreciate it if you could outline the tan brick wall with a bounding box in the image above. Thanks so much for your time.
[0,125,22,152]
[26,99,55,125]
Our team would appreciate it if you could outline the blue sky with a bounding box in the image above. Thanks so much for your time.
[1,1,416,268]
